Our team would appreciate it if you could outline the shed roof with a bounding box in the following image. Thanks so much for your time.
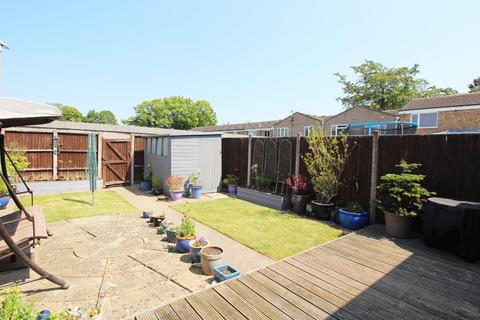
[401,92,480,111]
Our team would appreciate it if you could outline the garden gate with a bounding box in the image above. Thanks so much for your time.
[102,139,131,186]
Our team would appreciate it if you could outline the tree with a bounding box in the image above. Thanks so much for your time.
[468,77,480,93]
[83,109,117,124]
[60,105,83,122]
[124,96,217,129]
[335,60,458,110]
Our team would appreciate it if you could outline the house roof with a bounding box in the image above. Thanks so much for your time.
[192,120,280,132]
[401,92,480,111]
[14,120,187,136]
[326,106,397,123]
[294,112,331,122]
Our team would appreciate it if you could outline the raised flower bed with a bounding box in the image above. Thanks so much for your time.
[237,187,288,211]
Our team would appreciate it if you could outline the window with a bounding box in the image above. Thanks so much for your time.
[304,126,314,136]
[330,124,348,136]
[151,138,156,155]
[146,138,151,154]
[156,138,163,156]
[162,137,169,157]
[276,127,289,137]
[411,112,438,128]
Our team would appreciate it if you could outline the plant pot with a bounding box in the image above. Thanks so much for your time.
[176,235,195,253]
[191,186,202,199]
[227,185,238,195]
[311,201,334,220]
[140,180,151,191]
[200,246,224,276]
[170,190,183,201]
[166,228,177,243]
[338,208,368,230]
[213,264,240,282]
[384,211,412,238]
[0,197,10,210]
[190,240,209,263]
[292,194,308,215]
[142,211,154,219]
[153,216,165,227]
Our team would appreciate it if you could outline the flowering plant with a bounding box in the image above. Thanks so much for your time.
[166,176,184,191]
[286,175,308,195]
[191,236,208,248]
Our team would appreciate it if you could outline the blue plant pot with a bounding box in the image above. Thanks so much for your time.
[143,211,154,219]
[213,264,240,282]
[176,236,195,253]
[0,197,10,209]
[189,240,209,263]
[227,185,237,195]
[338,208,368,230]
[191,186,202,199]
[140,180,151,191]
[166,229,177,243]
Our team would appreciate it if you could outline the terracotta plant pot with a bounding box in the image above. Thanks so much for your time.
[384,211,412,238]
[200,246,224,276]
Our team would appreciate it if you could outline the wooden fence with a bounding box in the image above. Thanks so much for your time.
[4,130,146,184]
[222,134,480,209]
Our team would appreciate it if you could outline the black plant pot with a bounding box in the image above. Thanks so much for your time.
[292,194,309,215]
[311,201,334,220]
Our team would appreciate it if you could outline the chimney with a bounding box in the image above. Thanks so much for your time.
[0,41,9,96]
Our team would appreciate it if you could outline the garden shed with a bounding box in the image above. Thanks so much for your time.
[145,132,222,194]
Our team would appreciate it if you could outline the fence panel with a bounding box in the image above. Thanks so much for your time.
[58,132,89,180]
[222,138,249,187]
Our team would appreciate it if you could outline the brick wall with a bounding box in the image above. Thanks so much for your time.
[324,107,396,135]
[400,108,480,134]
[273,113,322,137]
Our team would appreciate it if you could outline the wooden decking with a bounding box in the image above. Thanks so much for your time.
[134,225,480,320]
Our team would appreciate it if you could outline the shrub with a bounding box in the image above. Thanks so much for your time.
[286,175,308,195]
[166,176,184,191]
[376,160,435,217]
[222,174,239,186]
[0,146,29,195]
[302,128,350,204]
[151,175,162,190]
[255,173,273,191]
[189,171,201,187]
[143,163,152,181]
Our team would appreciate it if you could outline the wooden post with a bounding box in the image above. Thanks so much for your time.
[247,134,252,187]
[52,130,58,180]
[369,130,380,225]
[97,133,103,180]
[130,133,135,185]
[295,133,301,177]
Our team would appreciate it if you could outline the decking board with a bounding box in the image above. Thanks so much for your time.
[136,226,480,320]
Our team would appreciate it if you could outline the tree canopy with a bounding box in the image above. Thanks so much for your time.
[335,60,458,110]
[468,77,480,93]
[124,96,217,129]
[59,105,83,122]
[83,109,117,125]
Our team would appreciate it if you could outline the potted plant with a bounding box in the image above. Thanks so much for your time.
[140,164,152,191]
[286,175,308,215]
[0,146,29,209]
[189,171,202,199]
[200,246,224,276]
[376,160,435,238]
[189,236,209,263]
[166,175,184,201]
[151,175,163,195]
[175,209,196,253]
[165,224,177,242]
[338,202,368,230]
[223,174,239,195]
[303,128,350,220]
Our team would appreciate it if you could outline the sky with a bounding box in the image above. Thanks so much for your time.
[1,1,479,124]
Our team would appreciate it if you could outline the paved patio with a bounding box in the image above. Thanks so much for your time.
[0,187,272,319]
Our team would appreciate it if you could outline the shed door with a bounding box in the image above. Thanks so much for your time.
[102,139,131,186]
[200,137,222,193]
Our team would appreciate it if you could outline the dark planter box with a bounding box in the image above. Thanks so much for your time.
[237,187,288,210]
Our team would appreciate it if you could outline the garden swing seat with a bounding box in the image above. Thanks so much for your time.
[0,97,69,289]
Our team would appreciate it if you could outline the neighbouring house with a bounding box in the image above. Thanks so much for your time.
[273,112,330,137]
[191,120,278,137]
[398,92,480,134]
[324,106,399,136]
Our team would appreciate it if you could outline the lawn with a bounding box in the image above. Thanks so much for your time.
[21,190,139,222]
[171,198,343,260]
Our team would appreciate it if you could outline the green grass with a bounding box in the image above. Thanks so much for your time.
[171,198,343,260]
[21,190,139,222]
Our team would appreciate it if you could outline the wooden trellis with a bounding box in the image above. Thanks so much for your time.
[276,138,292,194]
[252,139,264,176]
[264,139,277,178]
